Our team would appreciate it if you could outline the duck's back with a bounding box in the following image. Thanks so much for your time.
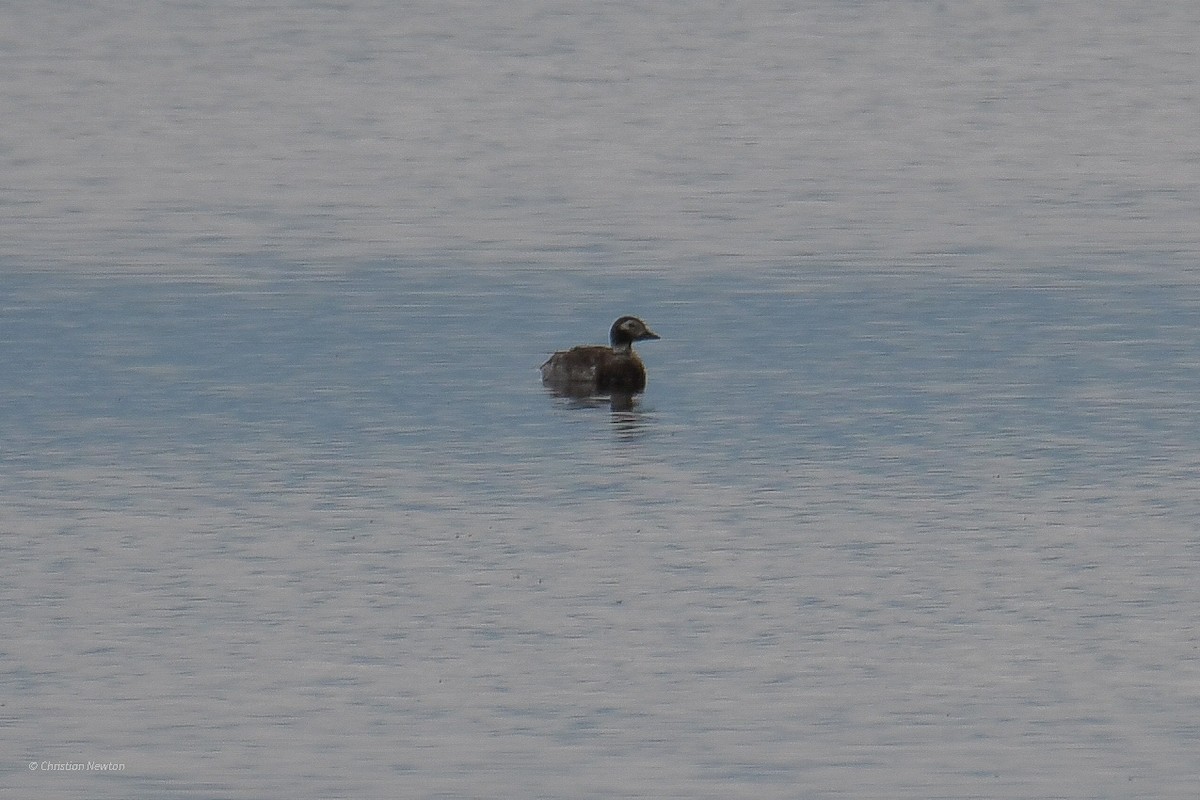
[541,346,647,393]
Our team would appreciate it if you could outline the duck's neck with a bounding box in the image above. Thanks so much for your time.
[611,341,633,355]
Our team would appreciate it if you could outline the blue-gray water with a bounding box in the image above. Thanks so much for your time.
[4,3,1200,798]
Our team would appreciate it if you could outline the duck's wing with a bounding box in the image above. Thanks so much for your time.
[540,345,610,386]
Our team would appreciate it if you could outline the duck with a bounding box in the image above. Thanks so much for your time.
[540,316,660,395]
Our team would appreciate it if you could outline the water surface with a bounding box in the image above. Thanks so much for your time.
[4,2,1200,798]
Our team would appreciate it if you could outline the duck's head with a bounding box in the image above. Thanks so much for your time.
[609,316,660,350]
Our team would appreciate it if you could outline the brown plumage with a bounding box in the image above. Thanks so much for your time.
[540,316,660,395]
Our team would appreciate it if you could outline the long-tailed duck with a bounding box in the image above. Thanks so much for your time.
[540,316,660,395]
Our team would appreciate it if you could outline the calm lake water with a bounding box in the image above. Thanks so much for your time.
[4,2,1200,798]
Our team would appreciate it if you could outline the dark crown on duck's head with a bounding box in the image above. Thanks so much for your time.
[609,315,660,352]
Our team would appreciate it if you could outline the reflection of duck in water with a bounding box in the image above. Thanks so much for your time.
[540,316,660,399]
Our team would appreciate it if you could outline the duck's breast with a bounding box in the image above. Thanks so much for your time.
[595,354,646,392]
